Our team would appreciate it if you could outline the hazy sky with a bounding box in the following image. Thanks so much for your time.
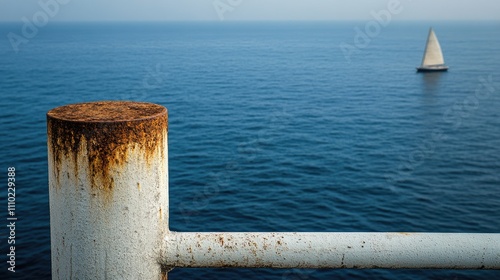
[1,0,499,22]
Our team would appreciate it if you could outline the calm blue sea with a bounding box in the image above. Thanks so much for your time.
[1,21,500,279]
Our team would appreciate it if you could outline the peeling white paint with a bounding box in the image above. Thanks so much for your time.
[165,232,500,269]
[48,101,169,279]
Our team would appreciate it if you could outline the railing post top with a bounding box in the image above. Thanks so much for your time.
[47,100,167,123]
[47,101,168,192]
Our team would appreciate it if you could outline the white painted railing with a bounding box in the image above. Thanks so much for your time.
[47,101,500,279]
[165,232,500,270]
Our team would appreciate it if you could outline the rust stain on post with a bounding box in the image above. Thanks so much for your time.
[47,101,167,198]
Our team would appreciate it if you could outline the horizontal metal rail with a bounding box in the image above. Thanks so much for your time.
[165,232,500,269]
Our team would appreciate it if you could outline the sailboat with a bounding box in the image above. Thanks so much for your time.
[416,27,448,72]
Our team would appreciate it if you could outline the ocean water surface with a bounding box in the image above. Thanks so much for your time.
[0,21,500,279]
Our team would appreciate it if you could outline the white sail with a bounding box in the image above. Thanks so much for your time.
[421,28,445,66]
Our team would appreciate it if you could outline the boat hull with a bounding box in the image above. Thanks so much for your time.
[416,65,449,72]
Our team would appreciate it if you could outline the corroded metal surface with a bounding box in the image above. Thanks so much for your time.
[165,232,500,269]
[47,101,167,198]
[48,101,169,279]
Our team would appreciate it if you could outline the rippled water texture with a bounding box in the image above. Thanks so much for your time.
[0,21,499,279]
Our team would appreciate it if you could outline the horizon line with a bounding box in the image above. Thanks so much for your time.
[1,19,499,24]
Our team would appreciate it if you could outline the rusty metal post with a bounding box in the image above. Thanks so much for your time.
[47,101,169,279]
